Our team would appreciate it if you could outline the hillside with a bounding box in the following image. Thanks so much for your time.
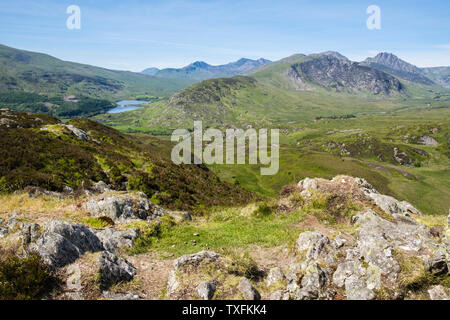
[422,67,450,88]
[144,58,271,81]
[0,109,254,212]
[0,44,195,100]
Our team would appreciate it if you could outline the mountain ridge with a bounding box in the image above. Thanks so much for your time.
[142,58,271,81]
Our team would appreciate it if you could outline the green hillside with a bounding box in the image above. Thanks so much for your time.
[0,109,255,213]
[0,44,195,116]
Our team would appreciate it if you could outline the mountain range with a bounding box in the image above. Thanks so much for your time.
[1,43,450,121]
[142,58,271,80]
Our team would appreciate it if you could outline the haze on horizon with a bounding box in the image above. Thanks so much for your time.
[0,0,449,72]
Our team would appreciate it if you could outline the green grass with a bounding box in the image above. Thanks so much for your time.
[129,205,308,257]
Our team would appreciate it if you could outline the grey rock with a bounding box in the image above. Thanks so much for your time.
[418,135,438,146]
[294,262,326,300]
[426,249,448,276]
[31,233,81,269]
[83,194,166,222]
[103,291,142,300]
[173,251,222,269]
[196,281,217,300]
[167,251,222,297]
[94,228,139,254]
[270,290,283,300]
[333,234,347,249]
[297,231,330,260]
[297,177,318,197]
[20,223,41,245]
[97,251,136,289]
[91,181,110,194]
[237,277,261,300]
[266,267,285,287]
[333,260,377,300]
[63,124,90,141]
[45,220,103,253]
[0,226,8,238]
[428,285,449,300]
[30,219,103,269]
[63,186,74,194]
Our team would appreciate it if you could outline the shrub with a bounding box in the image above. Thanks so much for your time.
[226,251,262,280]
[0,250,56,300]
[252,202,273,218]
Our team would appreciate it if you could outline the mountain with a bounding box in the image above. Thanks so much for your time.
[286,54,404,95]
[143,58,271,81]
[0,44,194,100]
[141,67,160,76]
[422,66,450,88]
[361,52,435,85]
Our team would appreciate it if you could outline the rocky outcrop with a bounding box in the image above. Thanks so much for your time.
[94,228,140,254]
[82,193,166,222]
[238,277,261,300]
[62,124,90,141]
[97,251,137,289]
[297,231,330,260]
[418,135,438,146]
[289,55,404,95]
[29,220,104,269]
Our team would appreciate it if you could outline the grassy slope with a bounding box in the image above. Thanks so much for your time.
[0,44,195,100]
[0,111,255,213]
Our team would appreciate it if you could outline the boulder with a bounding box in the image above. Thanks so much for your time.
[196,281,217,300]
[97,251,137,289]
[297,178,318,197]
[63,124,90,141]
[266,267,285,287]
[30,220,103,269]
[426,249,448,276]
[83,194,167,222]
[94,228,139,254]
[167,251,222,298]
[297,231,330,260]
[20,223,41,245]
[332,259,376,300]
[428,285,449,300]
[173,251,222,269]
[237,277,261,300]
[295,262,326,300]
[90,181,110,194]
[418,135,438,146]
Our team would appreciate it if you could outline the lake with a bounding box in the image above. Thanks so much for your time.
[107,100,149,113]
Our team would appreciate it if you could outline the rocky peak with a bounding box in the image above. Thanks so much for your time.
[288,54,404,95]
[362,52,434,85]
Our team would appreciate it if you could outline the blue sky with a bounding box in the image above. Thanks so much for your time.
[1,0,449,71]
